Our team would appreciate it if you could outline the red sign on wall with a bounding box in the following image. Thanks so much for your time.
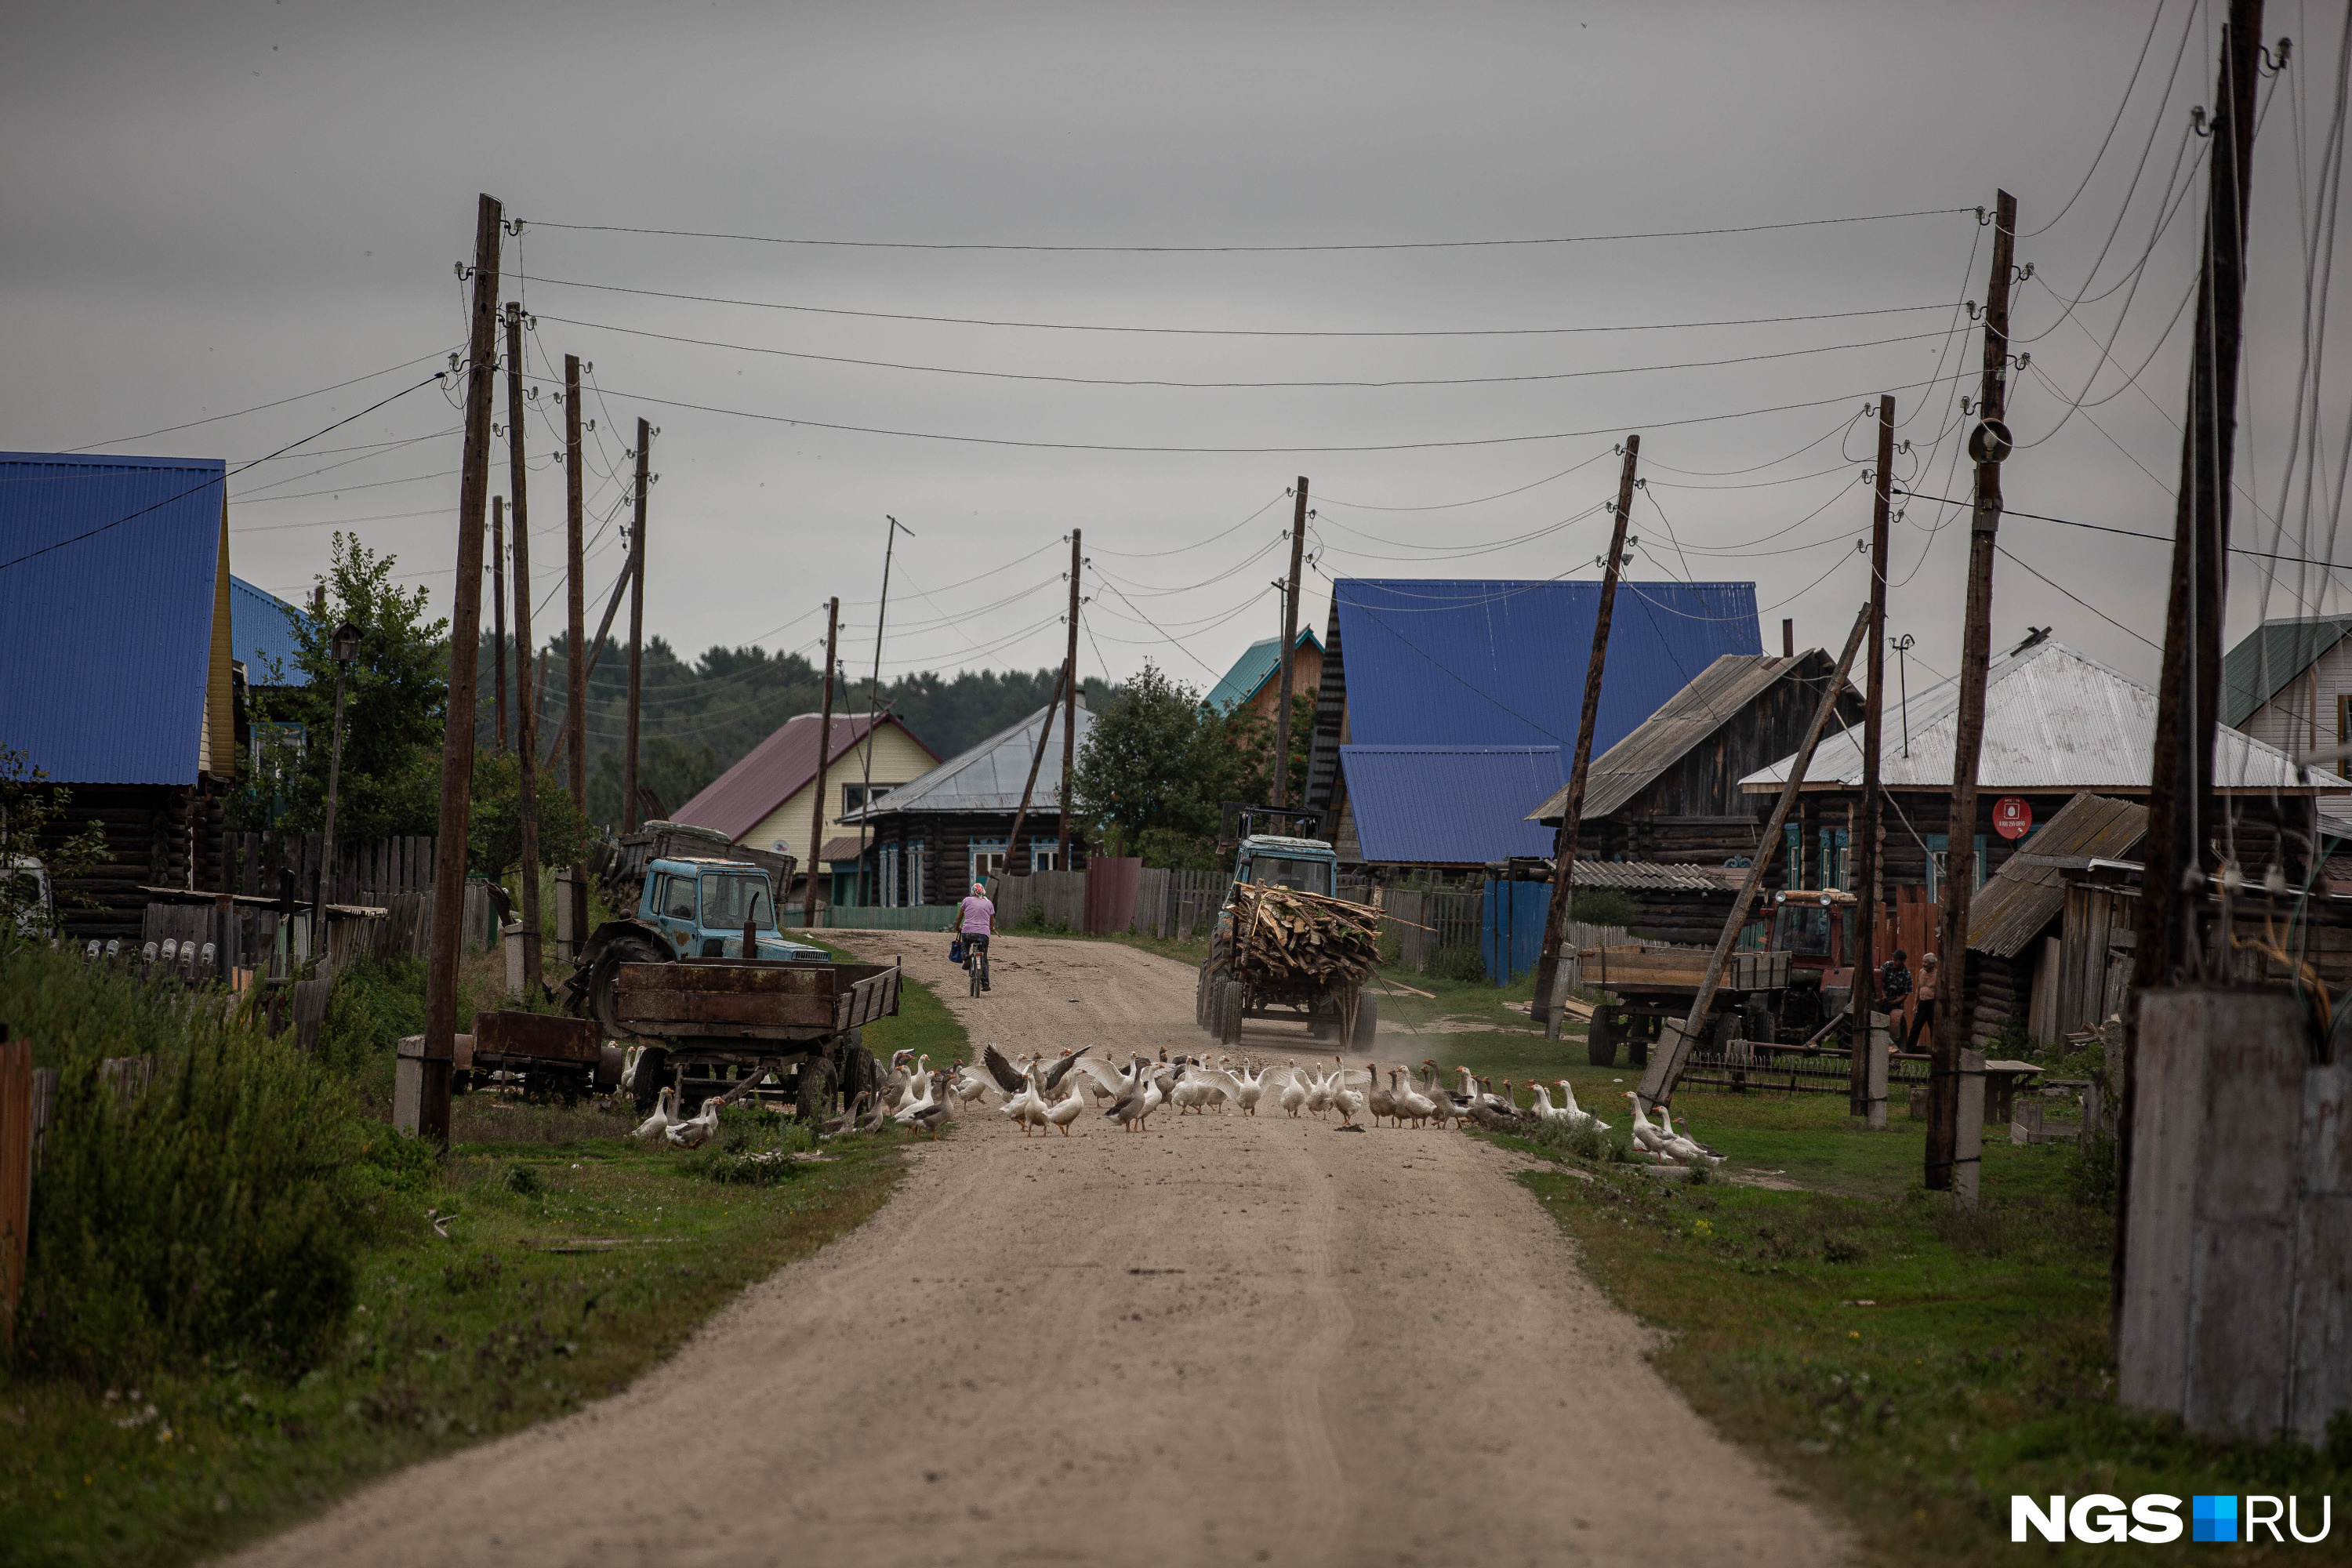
[1993,797,2032,840]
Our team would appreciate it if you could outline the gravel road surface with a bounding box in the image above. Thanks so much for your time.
[233,934,1843,1567]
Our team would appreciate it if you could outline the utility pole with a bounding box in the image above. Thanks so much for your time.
[505,301,544,993]
[1272,479,1309,808]
[1059,530,1083,866]
[622,419,651,833]
[1005,659,1067,884]
[540,545,633,771]
[423,192,502,1147]
[491,497,508,753]
[855,517,911,899]
[2120,0,2263,1331]
[564,355,586,813]
[1850,395,1895,1116]
[1927,191,2017,1191]
[1531,436,1641,1025]
[804,597,840,927]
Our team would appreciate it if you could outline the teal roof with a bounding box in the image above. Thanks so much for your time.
[2221,615,2352,728]
[1206,629,1319,712]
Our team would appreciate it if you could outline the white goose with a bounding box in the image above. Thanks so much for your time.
[1655,1104,1725,1165]
[1105,1058,1163,1132]
[1278,1067,1309,1120]
[1555,1078,1610,1131]
[1235,1065,1273,1117]
[1330,1058,1366,1127]
[1621,1094,1677,1160]
[630,1085,679,1141]
[665,1093,720,1149]
[1394,1070,1439,1128]
[1044,1080,1088,1136]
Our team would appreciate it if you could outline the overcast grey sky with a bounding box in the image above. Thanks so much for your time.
[6,1,2349,704]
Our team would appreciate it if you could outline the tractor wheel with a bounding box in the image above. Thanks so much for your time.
[1587,1008,1619,1068]
[630,1045,671,1115]
[1352,988,1379,1047]
[795,1054,833,1123]
[1218,980,1243,1046]
[590,936,662,1043]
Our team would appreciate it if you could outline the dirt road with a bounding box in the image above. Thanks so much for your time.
[235,935,1843,1567]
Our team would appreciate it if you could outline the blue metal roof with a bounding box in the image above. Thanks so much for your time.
[0,452,227,785]
[1333,579,1762,753]
[1205,628,1320,712]
[1341,746,1563,865]
[230,574,310,685]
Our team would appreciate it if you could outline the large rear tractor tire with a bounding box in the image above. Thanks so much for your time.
[630,1045,671,1115]
[590,937,663,1044]
[1218,980,1244,1046]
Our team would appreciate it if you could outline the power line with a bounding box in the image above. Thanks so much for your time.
[522,273,1959,340]
[1889,487,2352,571]
[59,349,457,453]
[1,373,448,575]
[2022,0,2175,238]
[1993,540,2161,650]
[515,206,1976,254]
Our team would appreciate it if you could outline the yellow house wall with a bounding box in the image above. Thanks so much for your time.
[736,725,937,869]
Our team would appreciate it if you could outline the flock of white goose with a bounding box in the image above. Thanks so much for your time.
[812,1044,1721,1164]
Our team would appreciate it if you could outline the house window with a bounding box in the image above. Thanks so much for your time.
[906,840,926,906]
[1818,827,1850,891]
[1923,834,1990,901]
[841,782,901,815]
[968,838,1008,887]
[1029,839,1059,873]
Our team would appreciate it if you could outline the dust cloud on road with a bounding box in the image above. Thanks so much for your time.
[233,934,1844,1567]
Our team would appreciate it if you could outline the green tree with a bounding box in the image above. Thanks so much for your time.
[1070,663,1235,862]
[0,746,110,943]
[588,735,720,829]
[1218,692,1315,808]
[467,750,593,879]
[234,535,448,840]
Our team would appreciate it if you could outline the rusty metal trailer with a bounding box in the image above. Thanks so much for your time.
[604,956,900,1117]
[459,1011,622,1104]
[1577,945,1793,1068]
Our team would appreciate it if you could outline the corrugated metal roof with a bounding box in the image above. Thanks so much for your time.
[0,451,227,785]
[229,575,309,685]
[1525,652,1833,822]
[1204,629,1319,712]
[1572,859,1744,891]
[1338,745,1563,865]
[673,713,924,840]
[1737,637,2351,796]
[816,834,866,864]
[1968,793,2147,956]
[2220,615,2352,728]
[842,701,1096,818]
[1331,578,1763,753]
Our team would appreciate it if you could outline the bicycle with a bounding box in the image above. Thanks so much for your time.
[961,933,990,997]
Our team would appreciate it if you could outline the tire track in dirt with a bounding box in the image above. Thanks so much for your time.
[231,935,1846,1568]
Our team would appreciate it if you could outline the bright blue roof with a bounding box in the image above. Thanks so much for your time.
[1341,746,1563,865]
[230,574,309,685]
[1205,628,1320,712]
[0,452,227,785]
[1334,579,1762,753]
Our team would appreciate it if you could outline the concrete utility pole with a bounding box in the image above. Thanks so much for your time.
[423,191,503,1146]
[492,498,508,753]
[1271,478,1309,808]
[1850,394,1895,1116]
[1058,529,1083,867]
[622,419,652,833]
[505,300,544,993]
[564,356,586,814]
[1530,436,1641,1026]
[2119,0,2263,1335]
[1926,191,2017,1191]
[804,597,840,927]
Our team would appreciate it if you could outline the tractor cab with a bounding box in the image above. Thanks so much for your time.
[1230,835,1339,898]
[639,856,829,962]
[1767,887,1859,989]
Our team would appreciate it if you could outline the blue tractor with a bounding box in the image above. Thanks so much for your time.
[1196,809,1378,1048]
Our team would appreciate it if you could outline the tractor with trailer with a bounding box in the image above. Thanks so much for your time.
[564,831,897,1118]
[1196,808,1384,1048]
[1577,886,1857,1068]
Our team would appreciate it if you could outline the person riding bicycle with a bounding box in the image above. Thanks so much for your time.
[957,880,996,991]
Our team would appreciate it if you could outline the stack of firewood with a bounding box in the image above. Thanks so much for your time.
[1230,884,1383,982]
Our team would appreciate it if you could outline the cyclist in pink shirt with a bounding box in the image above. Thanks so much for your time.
[958,881,996,991]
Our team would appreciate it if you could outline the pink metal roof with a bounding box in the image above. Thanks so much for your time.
[673,713,932,842]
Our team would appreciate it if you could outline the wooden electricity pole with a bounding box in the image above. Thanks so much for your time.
[505,301,544,993]
[2119,0,2263,1330]
[423,192,503,1146]
[1926,191,2017,1191]
[491,497,508,753]
[853,517,911,900]
[1272,478,1309,808]
[1850,395,1895,1115]
[1530,436,1640,1025]
[1058,530,1082,867]
[1006,659,1067,882]
[622,419,652,833]
[564,355,586,813]
[804,596,840,927]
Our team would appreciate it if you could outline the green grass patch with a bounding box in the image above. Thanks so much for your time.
[798,937,971,1068]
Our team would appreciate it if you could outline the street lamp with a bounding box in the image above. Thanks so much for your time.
[316,622,361,970]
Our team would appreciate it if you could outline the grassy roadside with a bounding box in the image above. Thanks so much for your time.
[2,946,962,1568]
[796,935,971,1068]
